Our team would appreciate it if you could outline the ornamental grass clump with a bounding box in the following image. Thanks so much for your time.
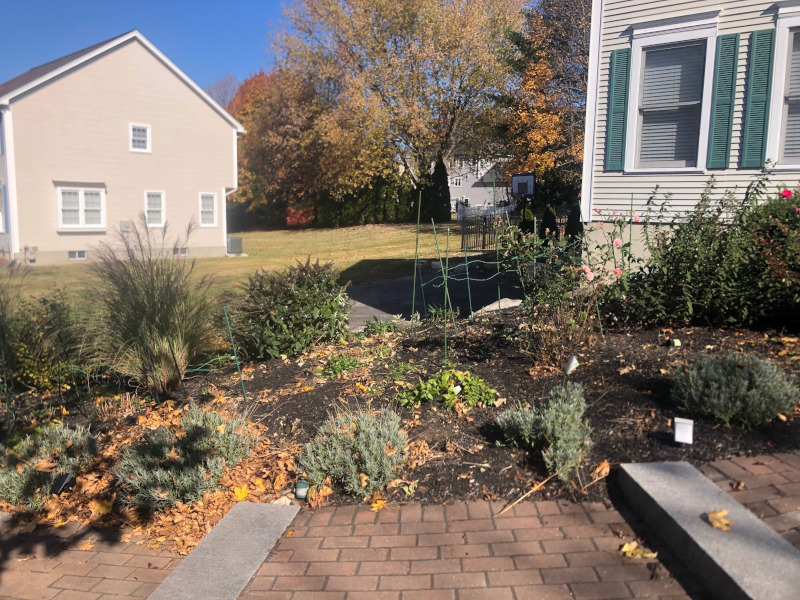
[115,404,256,513]
[497,382,591,481]
[0,424,96,509]
[232,258,349,360]
[298,409,406,497]
[672,352,798,428]
[91,217,219,396]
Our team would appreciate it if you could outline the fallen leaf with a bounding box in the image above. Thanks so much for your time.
[359,473,369,488]
[731,480,746,491]
[216,425,225,434]
[591,460,611,480]
[90,499,114,515]
[254,478,267,491]
[620,540,657,559]
[77,540,95,551]
[271,496,292,506]
[494,398,507,408]
[35,458,58,473]
[355,382,369,393]
[60,406,69,416]
[285,530,294,537]
[233,485,249,501]
[777,413,788,422]
[707,509,733,531]
[370,497,387,512]
[273,472,287,491]
[618,364,636,376]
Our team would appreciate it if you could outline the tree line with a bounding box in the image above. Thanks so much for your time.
[206,0,590,229]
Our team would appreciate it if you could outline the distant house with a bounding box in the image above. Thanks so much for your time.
[581,1,800,223]
[446,157,509,211]
[0,30,244,265]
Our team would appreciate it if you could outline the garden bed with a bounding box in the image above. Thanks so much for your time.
[1,307,798,553]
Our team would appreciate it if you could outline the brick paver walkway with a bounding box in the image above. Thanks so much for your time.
[239,499,703,600]
[700,450,800,550]
[0,517,182,600]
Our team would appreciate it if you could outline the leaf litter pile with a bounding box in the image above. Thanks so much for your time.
[1,307,798,554]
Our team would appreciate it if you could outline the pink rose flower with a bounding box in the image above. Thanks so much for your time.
[796,207,800,214]
[593,208,601,213]
[614,268,622,276]
[634,215,641,223]
[585,271,595,281]
[781,189,793,198]
[613,238,622,247]
[582,264,591,273]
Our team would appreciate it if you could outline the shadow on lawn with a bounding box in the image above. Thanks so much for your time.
[342,258,525,321]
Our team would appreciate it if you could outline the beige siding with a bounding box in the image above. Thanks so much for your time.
[590,1,797,218]
[10,39,235,264]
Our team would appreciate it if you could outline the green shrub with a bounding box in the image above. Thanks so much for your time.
[323,354,360,379]
[91,218,218,395]
[496,382,591,481]
[397,366,497,410]
[672,352,799,427]
[232,258,349,359]
[298,409,406,496]
[0,424,96,509]
[606,175,800,329]
[500,223,599,366]
[115,404,256,512]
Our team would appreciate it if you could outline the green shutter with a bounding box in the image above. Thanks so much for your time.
[605,48,631,171]
[707,34,740,169]
[741,29,776,168]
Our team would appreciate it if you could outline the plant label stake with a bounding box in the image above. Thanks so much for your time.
[674,417,694,444]
[564,355,580,375]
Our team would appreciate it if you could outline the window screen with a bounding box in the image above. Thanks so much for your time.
[783,30,800,161]
[638,42,705,168]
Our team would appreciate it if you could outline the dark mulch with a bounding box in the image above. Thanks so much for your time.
[178,307,800,507]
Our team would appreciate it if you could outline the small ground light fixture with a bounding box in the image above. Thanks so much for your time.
[564,355,580,375]
[674,417,694,445]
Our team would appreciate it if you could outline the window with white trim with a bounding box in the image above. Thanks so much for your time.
[782,29,800,161]
[130,124,151,152]
[637,42,706,168]
[199,193,217,227]
[622,14,718,172]
[145,191,165,227]
[451,177,462,188]
[57,186,106,231]
[68,250,88,261]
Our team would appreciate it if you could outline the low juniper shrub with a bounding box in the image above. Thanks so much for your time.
[298,409,406,497]
[672,352,799,428]
[497,382,591,481]
[232,258,350,359]
[0,424,96,509]
[115,404,256,513]
[396,366,497,410]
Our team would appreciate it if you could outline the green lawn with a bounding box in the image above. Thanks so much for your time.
[17,223,462,305]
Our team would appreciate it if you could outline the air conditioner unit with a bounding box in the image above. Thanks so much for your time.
[227,236,242,254]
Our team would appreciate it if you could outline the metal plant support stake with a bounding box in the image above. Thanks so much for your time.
[139,325,160,404]
[223,304,248,402]
[411,190,422,335]
[463,246,473,317]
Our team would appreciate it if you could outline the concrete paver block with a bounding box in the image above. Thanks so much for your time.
[147,502,299,600]
[619,461,800,600]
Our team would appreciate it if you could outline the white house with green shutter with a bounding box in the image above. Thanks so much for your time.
[581,0,800,223]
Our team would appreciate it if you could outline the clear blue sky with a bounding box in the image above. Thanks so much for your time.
[0,0,286,89]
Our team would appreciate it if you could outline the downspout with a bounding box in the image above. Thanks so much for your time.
[1,106,20,261]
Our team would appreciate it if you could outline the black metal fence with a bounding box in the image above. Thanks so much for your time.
[460,206,573,251]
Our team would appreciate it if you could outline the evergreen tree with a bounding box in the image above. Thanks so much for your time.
[430,152,452,223]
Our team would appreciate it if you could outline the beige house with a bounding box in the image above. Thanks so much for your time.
[0,30,244,265]
[582,0,800,225]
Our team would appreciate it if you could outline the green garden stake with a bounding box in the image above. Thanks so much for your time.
[445,228,457,332]
[411,190,422,334]
[463,246,473,317]
[139,325,160,404]
[223,303,248,402]
[495,223,502,319]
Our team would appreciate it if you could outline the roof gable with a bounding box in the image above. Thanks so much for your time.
[0,30,244,133]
